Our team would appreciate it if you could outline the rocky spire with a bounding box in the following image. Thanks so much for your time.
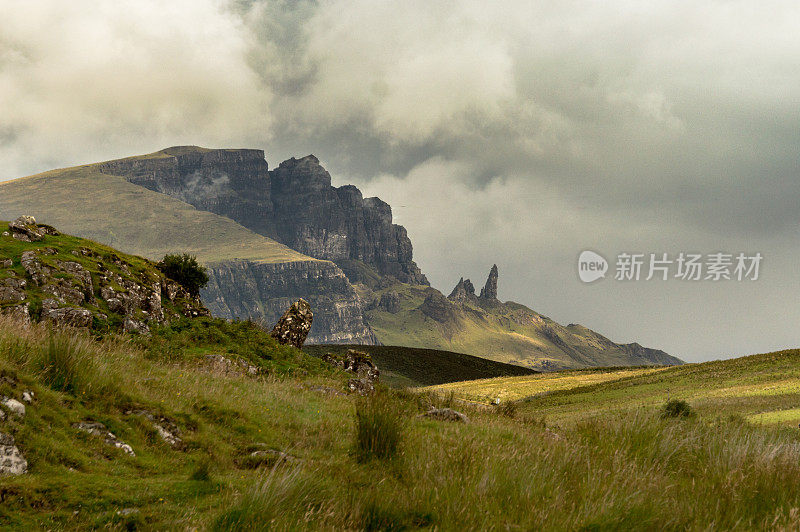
[448,277,475,302]
[479,265,498,301]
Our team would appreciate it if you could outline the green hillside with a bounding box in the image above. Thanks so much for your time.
[303,344,537,387]
[0,165,312,264]
[3,313,800,528]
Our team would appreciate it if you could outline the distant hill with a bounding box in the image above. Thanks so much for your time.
[303,344,538,387]
[354,264,683,370]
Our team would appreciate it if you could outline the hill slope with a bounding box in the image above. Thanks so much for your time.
[355,266,682,370]
[303,344,538,387]
[0,166,376,344]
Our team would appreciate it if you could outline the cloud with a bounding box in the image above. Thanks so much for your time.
[0,0,270,178]
[2,0,799,361]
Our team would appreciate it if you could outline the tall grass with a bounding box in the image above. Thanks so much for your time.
[353,392,407,462]
[34,333,94,394]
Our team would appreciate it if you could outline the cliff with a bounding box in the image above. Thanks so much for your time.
[99,147,428,286]
[202,259,376,345]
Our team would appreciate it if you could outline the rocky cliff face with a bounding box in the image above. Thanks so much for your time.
[100,147,428,286]
[201,259,376,345]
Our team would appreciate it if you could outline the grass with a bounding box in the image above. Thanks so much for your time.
[424,366,665,403]
[352,390,407,462]
[4,313,800,529]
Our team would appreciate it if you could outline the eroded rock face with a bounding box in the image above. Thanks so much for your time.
[420,291,456,323]
[270,299,313,348]
[0,433,28,475]
[202,260,376,345]
[99,149,429,286]
[448,277,476,303]
[378,291,400,314]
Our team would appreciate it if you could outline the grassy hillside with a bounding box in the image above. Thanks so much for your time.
[4,316,800,529]
[303,344,538,387]
[427,349,800,427]
[360,281,681,370]
[0,166,311,264]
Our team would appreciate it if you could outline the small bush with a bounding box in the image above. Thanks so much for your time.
[157,253,208,296]
[35,333,93,395]
[661,399,694,419]
[353,393,406,462]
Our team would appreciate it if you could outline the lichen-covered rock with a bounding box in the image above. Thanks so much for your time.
[204,354,259,377]
[41,299,93,328]
[322,349,380,395]
[9,215,44,242]
[73,421,135,456]
[1,303,30,325]
[0,433,28,475]
[419,407,469,423]
[0,277,27,303]
[270,299,313,348]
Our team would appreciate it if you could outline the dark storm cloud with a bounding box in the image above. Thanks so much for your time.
[1,0,798,361]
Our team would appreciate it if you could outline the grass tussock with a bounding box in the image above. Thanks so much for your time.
[661,398,695,418]
[34,333,95,395]
[353,391,407,463]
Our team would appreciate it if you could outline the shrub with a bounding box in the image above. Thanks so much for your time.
[35,333,93,394]
[157,253,208,296]
[353,392,406,462]
[661,399,694,419]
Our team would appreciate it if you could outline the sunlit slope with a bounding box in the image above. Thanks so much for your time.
[431,349,800,426]
[363,282,681,370]
[0,166,312,264]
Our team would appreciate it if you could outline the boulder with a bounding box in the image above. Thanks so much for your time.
[9,215,44,242]
[41,299,93,328]
[270,299,313,348]
[322,349,380,395]
[0,433,28,475]
[1,397,25,418]
[204,354,259,377]
[1,303,30,325]
[419,407,469,423]
[126,410,183,449]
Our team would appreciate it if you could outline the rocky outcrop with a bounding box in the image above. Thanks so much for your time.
[202,259,376,345]
[419,407,469,423]
[1,223,209,332]
[448,278,476,303]
[420,291,456,323]
[322,349,380,395]
[479,265,499,301]
[99,148,428,286]
[0,433,27,475]
[73,421,135,456]
[8,215,59,242]
[270,299,313,348]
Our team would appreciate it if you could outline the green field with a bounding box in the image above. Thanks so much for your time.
[303,344,538,387]
[0,167,311,265]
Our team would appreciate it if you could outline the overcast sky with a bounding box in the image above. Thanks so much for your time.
[2,0,798,362]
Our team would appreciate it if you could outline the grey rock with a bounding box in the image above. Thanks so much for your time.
[1,397,25,418]
[270,299,313,348]
[9,215,44,242]
[479,264,499,301]
[322,349,380,395]
[73,421,135,456]
[378,291,401,313]
[420,407,469,423]
[21,391,34,404]
[1,303,30,325]
[126,410,182,449]
[41,299,93,328]
[0,259,12,268]
[0,432,28,475]
[448,277,476,303]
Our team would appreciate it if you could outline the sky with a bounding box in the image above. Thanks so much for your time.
[1,0,798,362]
